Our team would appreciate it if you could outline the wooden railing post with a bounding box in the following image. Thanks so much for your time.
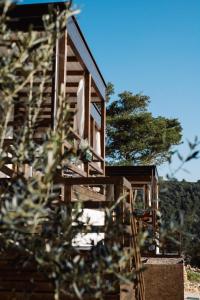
[52,28,68,130]
[101,99,106,175]
[84,71,91,176]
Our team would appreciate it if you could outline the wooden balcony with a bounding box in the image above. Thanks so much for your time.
[106,166,160,255]
[0,4,149,299]
[0,174,145,300]
[0,2,106,178]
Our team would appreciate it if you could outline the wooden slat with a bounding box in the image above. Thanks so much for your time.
[72,185,105,202]
[84,71,91,143]
[84,72,91,176]
[101,99,105,175]
[67,56,78,62]
[67,70,84,76]
[54,175,125,186]
[66,92,97,98]
[66,82,79,87]
[64,163,87,177]
[75,201,110,209]
[89,161,103,175]
[0,165,14,177]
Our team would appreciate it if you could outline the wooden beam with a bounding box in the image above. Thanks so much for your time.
[67,56,78,62]
[72,185,105,202]
[66,82,79,87]
[51,28,59,129]
[64,163,87,177]
[66,92,98,98]
[54,175,125,186]
[101,99,106,175]
[89,161,104,175]
[58,31,68,95]
[0,165,15,178]
[84,72,91,176]
[84,72,91,144]
[91,78,106,103]
[72,201,109,209]
[63,184,72,203]
[67,36,86,71]
[67,70,84,76]
[52,28,68,129]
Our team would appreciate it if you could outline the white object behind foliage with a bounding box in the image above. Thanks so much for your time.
[95,130,101,168]
[73,209,105,248]
[76,79,85,138]
[95,131,101,156]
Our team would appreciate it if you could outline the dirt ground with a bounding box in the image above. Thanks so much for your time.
[184,266,200,299]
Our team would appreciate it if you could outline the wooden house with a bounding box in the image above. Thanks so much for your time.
[0,2,183,300]
[0,2,146,299]
[0,2,106,179]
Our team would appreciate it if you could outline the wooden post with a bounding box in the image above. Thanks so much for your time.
[64,184,72,203]
[114,180,124,245]
[84,72,91,176]
[58,31,68,97]
[52,29,68,130]
[101,99,106,175]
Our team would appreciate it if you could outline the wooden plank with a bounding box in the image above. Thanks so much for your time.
[0,292,55,300]
[67,70,84,76]
[72,185,105,202]
[66,92,97,98]
[66,82,79,87]
[67,21,106,100]
[101,99,106,175]
[67,56,78,62]
[84,72,91,142]
[74,201,109,209]
[0,165,14,177]
[52,30,68,129]
[64,163,87,177]
[58,31,67,95]
[89,161,104,175]
[84,72,91,176]
[54,175,126,186]
[0,281,53,292]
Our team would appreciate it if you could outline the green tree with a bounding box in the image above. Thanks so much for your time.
[160,179,200,267]
[106,89,182,165]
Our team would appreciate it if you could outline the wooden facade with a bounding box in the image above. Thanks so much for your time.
[0,2,181,300]
[106,166,181,258]
[0,3,145,300]
[0,3,106,179]
[106,166,160,256]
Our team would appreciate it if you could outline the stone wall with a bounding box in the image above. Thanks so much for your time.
[143,258,184,300]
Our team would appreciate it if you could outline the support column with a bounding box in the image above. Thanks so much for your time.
[58,31,68,96]
[84,72,91,176]
[52,30,68,130]
[101,99,106,175]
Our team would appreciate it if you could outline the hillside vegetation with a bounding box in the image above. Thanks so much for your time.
[159,180,200,267]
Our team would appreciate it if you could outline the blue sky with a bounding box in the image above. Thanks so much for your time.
[72,0,200,182]
[20,0,200,181]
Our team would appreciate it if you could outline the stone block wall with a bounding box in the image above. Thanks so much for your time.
[143,258,184,300]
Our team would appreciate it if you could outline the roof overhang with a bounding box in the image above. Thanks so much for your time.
[67,16,106,100]
[105,165,159,183]
[1,2,107,100]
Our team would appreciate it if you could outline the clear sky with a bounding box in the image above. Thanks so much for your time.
[20,0,200,181]
[71,0,200,182]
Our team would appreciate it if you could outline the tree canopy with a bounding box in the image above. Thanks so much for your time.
[106,87,182,165]
[160,179,200,267]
